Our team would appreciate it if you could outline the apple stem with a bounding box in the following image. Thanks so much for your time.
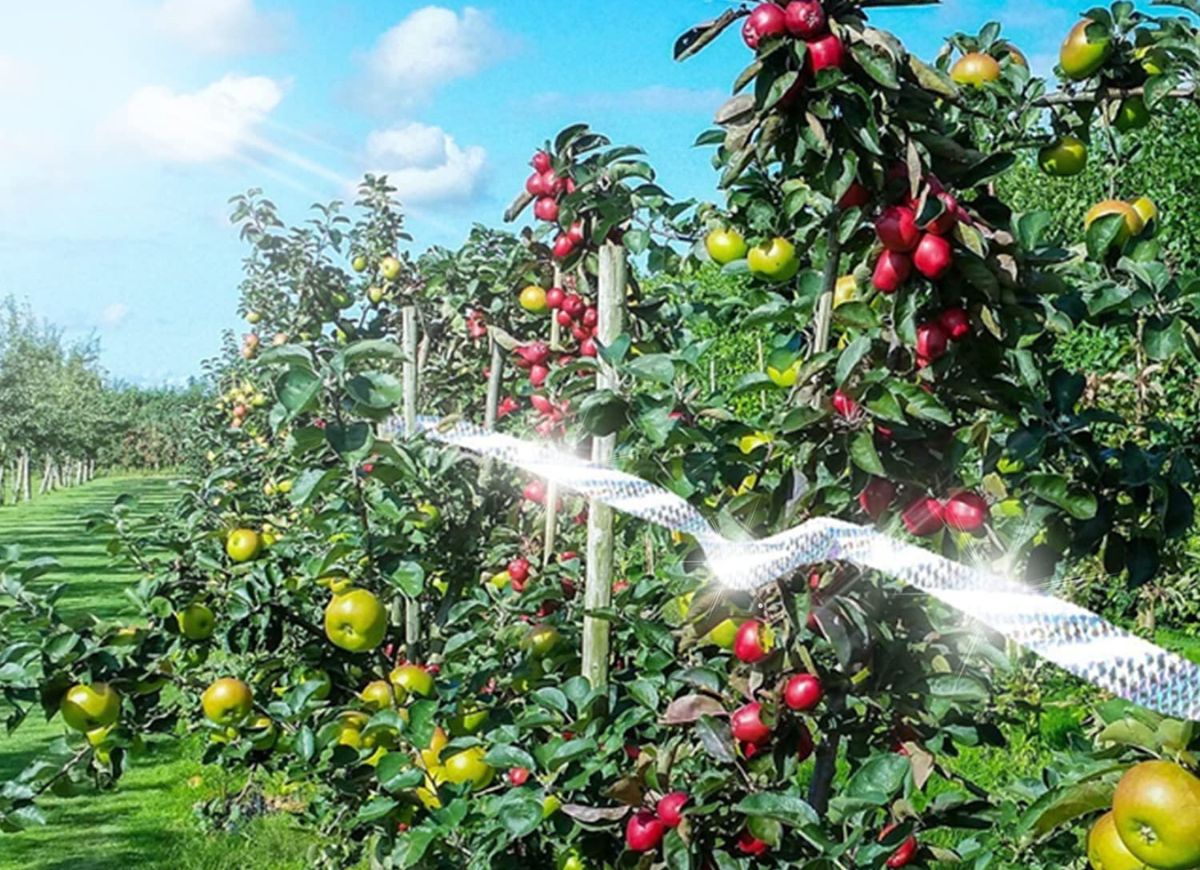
[582,242,626,690]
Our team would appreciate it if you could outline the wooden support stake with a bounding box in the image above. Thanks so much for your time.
[401,306,422,661]
[582,243,625,689]
[811,224,842,356]
[542,265,564,568]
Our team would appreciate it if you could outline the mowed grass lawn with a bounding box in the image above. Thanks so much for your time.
[0,476,313,870]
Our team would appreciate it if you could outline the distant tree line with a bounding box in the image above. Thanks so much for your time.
[0,296,203,504]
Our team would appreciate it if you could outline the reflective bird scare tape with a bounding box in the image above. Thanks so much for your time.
[394,416,1200,721]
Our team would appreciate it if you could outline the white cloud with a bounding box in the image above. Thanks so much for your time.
[155,0,287,55]
[365,123,487,205]
[110,74,285,163]
[362,6,509,108]
[100,303,130,327]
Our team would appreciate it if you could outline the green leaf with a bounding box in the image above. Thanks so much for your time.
[849,431,885,475]
[325,422,372,459]
[625,354,675,385]
[735,792,821,826]
[356,796,399,824]
[1026,474,1098,520]
[377,754,425,792]
[845,755,910,803]
[342,339,406,364]
[533,688,570,717]
[835,336,872,387]
[695,715,735,764]
[484,744,535,771]
[1086,214,1125,261]
[927,674,990,703]
[259,344,314,368]
[495,789,544,838]
[1144,317,1184,361]
[276,369,321,414]
[347,372,405,409]
[288,468,339,507]
[832,302,879,330]
[850,42,899,89]
[1017,779,1114,844]
[389,561,425,597]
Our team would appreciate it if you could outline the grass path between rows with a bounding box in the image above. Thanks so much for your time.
[0,476,311,870]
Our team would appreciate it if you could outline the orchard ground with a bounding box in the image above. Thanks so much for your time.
[2,476,1198,866]
[0,477,313,870]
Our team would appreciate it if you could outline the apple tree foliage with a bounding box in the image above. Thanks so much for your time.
[3,2,1200,869]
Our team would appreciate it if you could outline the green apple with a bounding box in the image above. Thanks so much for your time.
[324,589,389,652]
[60,683,121,732]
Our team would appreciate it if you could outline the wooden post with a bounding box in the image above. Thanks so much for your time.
[582,243,625,689]
[542,266,564,568]
[401,306,421,661]
[811,224,842,356]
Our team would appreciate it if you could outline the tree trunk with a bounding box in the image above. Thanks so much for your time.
[38,456,52,495]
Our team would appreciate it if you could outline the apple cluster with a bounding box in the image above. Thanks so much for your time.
[855,476,990,538]
[524,150,585,260]
[742,1,845,87]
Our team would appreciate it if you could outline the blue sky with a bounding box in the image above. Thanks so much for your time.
[1,0,1097,385]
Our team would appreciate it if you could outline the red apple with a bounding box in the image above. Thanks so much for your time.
[567,221,585,243]
[579,337,597,357]
[880,824,919,868]
[656,791,689,828]
[529,365,549,387]
[731,702,772,745]
[556,310,573,327]
[525,172,549,197]
[923,191,959,235]
[516,341,551,366]
[552,234,577,259]
[783,673,824,711]
[540,170,565,196]
[859,478,896,520]
[534,197,560,223]
[507,557,531,584]
[832,389,859,418]
[938,307,970,341]
[523,481,546,504]
[507,766,530,786]
[915,321,948,361]
[943,491,988,532]
[742,3,788,50]
[625,809,665,852]
[913,233,953,279]
[806,33,845,73]
[875,206,920,252]
[873,250,912,294]
[838,181,870,209]
[796,722,815,761]
[582,307,598,328]
[531,151,551,173]
[545,287,565,310]
[784,0,826,38]
[737,829,771,856]
[733,619,773,663]
[562,294,586,320]
[902,498,944,537]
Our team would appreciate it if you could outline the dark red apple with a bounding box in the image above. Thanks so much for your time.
[838,181,870,209]
[875,206,920,252]
[742,3,788,50]
[525,172,548,197]
[552,234,577,259]
[806,33,845,72]
[507,557,531,584]
[656,792,688,828]
[913,233,953,279]
[938,307,970,341]
[832,389,859,418]
[731,701,772,745]
[529,364,549,387]
[733,618,773,663]
[540,170,565,196]
[534,196,560,223]
[579,337,597,357]
[796,722,815,761]
[924,190,959,235]
[737,829,770,856]
[943,491,988,532]
[783,673,824,711]
[915,321,948,361]
[873,250,912,293]
[859,477,896,520]
[902,498,944,537]
[625,810,665,853]
[784,0,826,38]
[545,286,565,310]
[562,294,586,320]
[531,151,551,173]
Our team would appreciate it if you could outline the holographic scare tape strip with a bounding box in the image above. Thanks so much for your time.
[392,416,1200,721]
